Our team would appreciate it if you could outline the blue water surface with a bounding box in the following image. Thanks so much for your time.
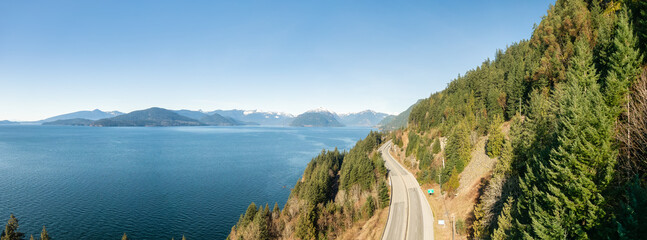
[0,125,372,239]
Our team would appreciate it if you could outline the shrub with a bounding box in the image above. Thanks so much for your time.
[362,196,376,218]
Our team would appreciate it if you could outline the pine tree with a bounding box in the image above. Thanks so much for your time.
[513,39,617,239]
[379,180,390,208]
[181,235,186,240]
[604,9,643,115]
[295,205,316,240]
[446,168,460,192]
[631,0,647,56]
[271,202,280,219]
[240,202,257,228]
[613,176,647,239]
[272,202,279,214]
[491,197,514,240]
[486,115,505,158]
[1,214,24,240]
[28,236,33,240]
[39,226,49,240]
[591,0,615,79]
[263,203,270,218]
[431,138,441,154]
[121,233,128,240]
[253,205,269,240]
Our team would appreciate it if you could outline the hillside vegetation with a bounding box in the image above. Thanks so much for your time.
[392,0,647,239]
[378,99,422,131]
[228,131,390,239]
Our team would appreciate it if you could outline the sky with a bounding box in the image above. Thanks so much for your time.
[0,0,555,121]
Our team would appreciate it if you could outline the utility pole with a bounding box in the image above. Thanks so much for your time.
[442,156,445,168]
[438,173,442,196]
[452,214,456,240]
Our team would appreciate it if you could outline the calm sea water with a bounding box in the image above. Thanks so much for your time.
[0,125,372,239]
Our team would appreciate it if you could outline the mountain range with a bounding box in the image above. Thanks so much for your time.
[33,107,395,127]
[337,110,390,127]
[92,108,206,127]
[210,109,294,126]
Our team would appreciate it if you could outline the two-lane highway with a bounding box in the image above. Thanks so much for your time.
[381,141,434,240]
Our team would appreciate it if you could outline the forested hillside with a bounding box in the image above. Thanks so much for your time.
[228,131,390,239]
[395,0,647,239]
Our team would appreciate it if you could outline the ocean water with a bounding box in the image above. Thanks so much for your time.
[0,125,373,239]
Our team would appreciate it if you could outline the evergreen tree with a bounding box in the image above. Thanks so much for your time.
[295,205,316,240]
[431,138,441,154]
[263,203,270,218]
[121,233,128,240]
[39,226,49,240]
[28,236,32,240]
[513,39,616,239]
[240,202,257,227]
[181,235,186,240]
[378,180,390,208]
[630,0,647,56]
[443,122,471,182]
[1,214,24,240]
[272,202,279,215]
[615,176,647,239]
[446,168,460,192]
[604,9,643,114]
[486,115,505,158]
[491,197,514,240]
[253,205,269,240]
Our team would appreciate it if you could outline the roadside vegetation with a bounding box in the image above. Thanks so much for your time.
[389,0,647,239]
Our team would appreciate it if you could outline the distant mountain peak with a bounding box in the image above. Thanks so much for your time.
[290,111,344,127]
[306,107,335,114]
[38,109,124,123]
[336,109,392,127]
[338,109,378,117]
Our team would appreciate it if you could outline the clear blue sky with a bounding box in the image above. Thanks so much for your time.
[1,0,555,121]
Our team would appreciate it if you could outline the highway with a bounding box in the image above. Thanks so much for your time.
[380,141,434,240]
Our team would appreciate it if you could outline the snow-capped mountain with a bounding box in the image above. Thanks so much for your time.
[209,109,294,126]
[293,108,392,127]
[336,110,392,127]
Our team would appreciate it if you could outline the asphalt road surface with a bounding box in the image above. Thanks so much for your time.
[380,141,434,240]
